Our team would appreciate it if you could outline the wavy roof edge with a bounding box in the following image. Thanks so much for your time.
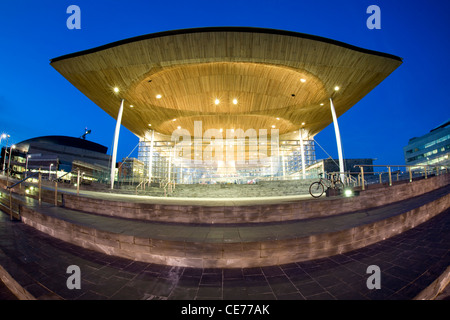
[49,26,403,64]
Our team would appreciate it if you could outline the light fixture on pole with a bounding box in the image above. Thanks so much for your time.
[25,155,31,178]
[7,144,16,181]
[2,134,10,174]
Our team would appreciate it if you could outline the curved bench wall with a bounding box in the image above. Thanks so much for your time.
[19,190,449,268]
[59,174,450,224]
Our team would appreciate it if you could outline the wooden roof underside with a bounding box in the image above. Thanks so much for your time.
[50,27,402,141]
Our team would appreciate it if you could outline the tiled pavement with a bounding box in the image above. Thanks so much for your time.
[0,204,449,301]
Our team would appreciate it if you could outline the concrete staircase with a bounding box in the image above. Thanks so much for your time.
[165,180,316,198]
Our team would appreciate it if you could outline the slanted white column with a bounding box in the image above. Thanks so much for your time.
[330,98,345,180]
[110,99,124,189]
[148,130,155,185]
[299,130,306,179]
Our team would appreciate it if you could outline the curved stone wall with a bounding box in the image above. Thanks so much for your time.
[60,174,450,224]
[18,184,450,268]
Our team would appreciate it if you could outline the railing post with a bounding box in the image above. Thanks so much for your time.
[54,180,58,206]
[360,166,365,191]
[409,166,412,183]
[9,189,13,220]
[379,173,382,184]
[38,170,42,206]
[388,167,392,186]
[424,166,428,179]
[77,169,80,195]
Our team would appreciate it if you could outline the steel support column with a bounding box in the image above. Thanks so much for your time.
[330,98,345,180]
[110,99,124,189]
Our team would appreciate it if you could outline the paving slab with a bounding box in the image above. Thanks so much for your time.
[0,198,449,300]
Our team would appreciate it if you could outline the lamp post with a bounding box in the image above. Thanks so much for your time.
[2,134,10,174]
[7,144,16,181]
[0,134,4,173]
[25,155,31,178]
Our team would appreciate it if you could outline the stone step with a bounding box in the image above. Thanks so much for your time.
[11,184,450,269]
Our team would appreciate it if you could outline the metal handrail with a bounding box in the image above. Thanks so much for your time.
[162,179,176,197]
[3,170,42,221]
[52,170,74,182]
[6,171,40,189]
[354,164,448,190]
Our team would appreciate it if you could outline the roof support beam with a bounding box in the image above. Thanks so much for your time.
[330,98,345,181]
[110,99,124,189]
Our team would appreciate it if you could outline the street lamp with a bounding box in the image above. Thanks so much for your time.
[6,144,16,181]
[25,155,31,178]
[2,134,10,174]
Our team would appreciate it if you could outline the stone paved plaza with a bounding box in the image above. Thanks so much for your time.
[0,206,448,301]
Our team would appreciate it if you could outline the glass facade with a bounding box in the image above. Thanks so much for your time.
[404,120,450,167]
[138,137,316,184]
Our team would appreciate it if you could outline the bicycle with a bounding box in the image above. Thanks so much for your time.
[309,173,344,198]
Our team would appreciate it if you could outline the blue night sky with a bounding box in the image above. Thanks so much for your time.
[0,0,449,166]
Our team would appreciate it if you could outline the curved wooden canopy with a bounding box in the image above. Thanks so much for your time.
[50,27,402,140]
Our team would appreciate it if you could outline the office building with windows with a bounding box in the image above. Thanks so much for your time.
[0,135,110,181]
[404,120,450,167]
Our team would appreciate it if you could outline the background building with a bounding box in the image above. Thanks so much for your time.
[1,135,110,181]
[404,120,450,168]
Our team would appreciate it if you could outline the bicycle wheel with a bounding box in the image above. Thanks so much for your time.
[309,182,324,198]
[334,180,344,190]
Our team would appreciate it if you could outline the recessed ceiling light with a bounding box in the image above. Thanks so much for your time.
[301,122,305,126]
[177,126,181,129]
[156,94,162,99]
[276,117,280,120]
[172,119,176,121]
[320,103,324,106]
[113,87,119,93]
[129,105,134,108]
[334,86,340,91]
[272,125,276,128]
[219,128,223,133]
[215,99,220,105]
[300,78,306,83]
[232,98,238,105]
[148,124,152,126]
